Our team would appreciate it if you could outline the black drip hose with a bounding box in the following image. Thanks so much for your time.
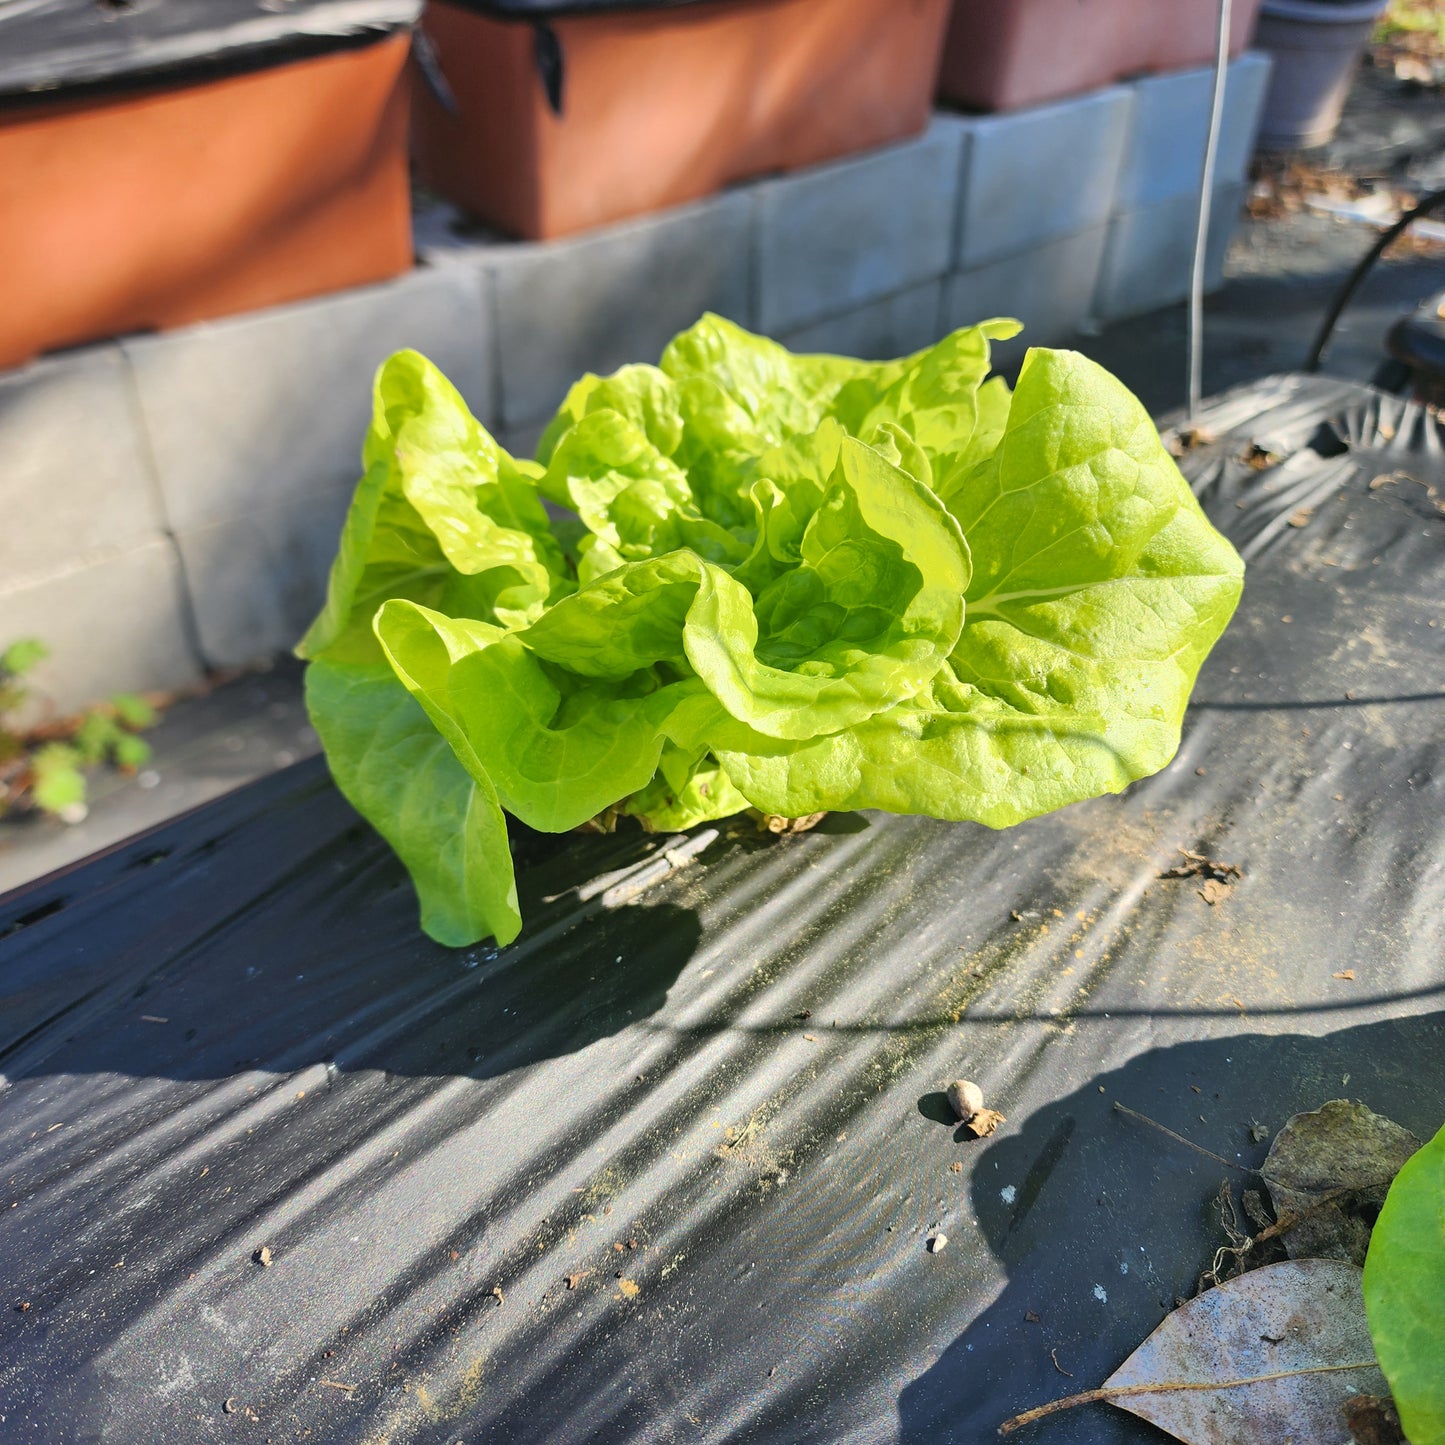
[1305,185,1445,373]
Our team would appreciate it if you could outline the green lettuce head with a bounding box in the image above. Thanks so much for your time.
[298,315,1244,947]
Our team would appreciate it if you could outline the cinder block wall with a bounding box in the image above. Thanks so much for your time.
[0,55,1269,711]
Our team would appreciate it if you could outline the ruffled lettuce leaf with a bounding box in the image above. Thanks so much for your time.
[698,348,1244,822]
[301,318,1244,947]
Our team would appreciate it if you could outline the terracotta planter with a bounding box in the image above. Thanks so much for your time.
[937,0,1264,112]
[0,35,414,372]
[412,0,952,240]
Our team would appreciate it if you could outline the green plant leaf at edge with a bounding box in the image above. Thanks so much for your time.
[1364,1120,1445,1445]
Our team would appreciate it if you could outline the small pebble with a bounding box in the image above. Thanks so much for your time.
[223,1398,238,1414]
[927,1233,948,1254]
[946,1080,985,1122]
[254,1246,272,1267]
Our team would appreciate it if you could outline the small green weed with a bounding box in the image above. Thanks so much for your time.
[0,641,159,824]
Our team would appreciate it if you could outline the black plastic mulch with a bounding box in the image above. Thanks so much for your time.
[0,372,1442,1442]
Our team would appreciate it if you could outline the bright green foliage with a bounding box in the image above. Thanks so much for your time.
[301,318,1244,947]
[29,743,86,814]
[1365,1122,1445,1444]
[1,640,158,821]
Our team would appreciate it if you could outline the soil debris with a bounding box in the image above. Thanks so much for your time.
[1289,507,1315,528]
[1343,1393,1406,1445]
[1160,848,1242,905]
[1166,425,1216,456]
[754,811,827,835]
[1262,1100,1423,1265]
[946,1078,1005,1137]
[489,1285,505,1307]
[1333,970,1357,981]
[564,1272,587,1290]
[964,1109,1006,1139]
[1024,1310,1040,1324]
[1242,441,1282,471]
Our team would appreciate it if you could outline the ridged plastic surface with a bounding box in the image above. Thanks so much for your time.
[2,373,1443,1442]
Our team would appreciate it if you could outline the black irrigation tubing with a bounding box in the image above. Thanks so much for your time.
[1305,185,1445,374]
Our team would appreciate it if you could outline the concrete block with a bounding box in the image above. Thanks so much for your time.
[1094,183,1245,324]
[0,345,165,585]
[943,225,1110,369]
[448,191,754,430]
[956,88,1133,269]
[0,541,201,714]
[124,265,493,534]
[755,119,965,335]
[1116,53,1274,211]
[777,281,945,360]
[174,491,353,670]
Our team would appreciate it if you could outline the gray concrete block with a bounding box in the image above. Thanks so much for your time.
[1094,183,1245,324]
[756,119,966,335]
[0,345,165,585]
[943,225,1110,370]
[175,490,353,670]
[454,191,754,430]
[124,265,494,533]
[1116,53,1274,211]
[0,540,201,714]
[777,281,945,360]
[957,88,1132,269]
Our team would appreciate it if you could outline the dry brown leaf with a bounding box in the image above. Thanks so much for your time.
[1262,1101,1422,1265]
[1001,1259,1386,1439]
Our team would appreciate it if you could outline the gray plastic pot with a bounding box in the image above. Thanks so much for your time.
[1254,0,1388,149]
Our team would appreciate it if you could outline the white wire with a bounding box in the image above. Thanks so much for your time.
[1188,0,1234,421]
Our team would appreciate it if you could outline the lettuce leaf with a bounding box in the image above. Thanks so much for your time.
[301,317,1243,946]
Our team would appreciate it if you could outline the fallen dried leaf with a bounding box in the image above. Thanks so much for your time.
[1000,1259,1386,1439]
[1333,970,1356,981]
[1263,1101,1422,1265]
[1289,507,1314,528]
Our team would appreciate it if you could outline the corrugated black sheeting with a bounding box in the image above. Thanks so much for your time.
[1,373,1443,1443]
[0,0,419,103]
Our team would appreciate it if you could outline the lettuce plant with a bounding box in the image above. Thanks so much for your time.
[299,316,1243,947]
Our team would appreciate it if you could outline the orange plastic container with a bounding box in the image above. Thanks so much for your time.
[937,0,1263,112]
[0,35,414,371]
[412,0,953,240]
